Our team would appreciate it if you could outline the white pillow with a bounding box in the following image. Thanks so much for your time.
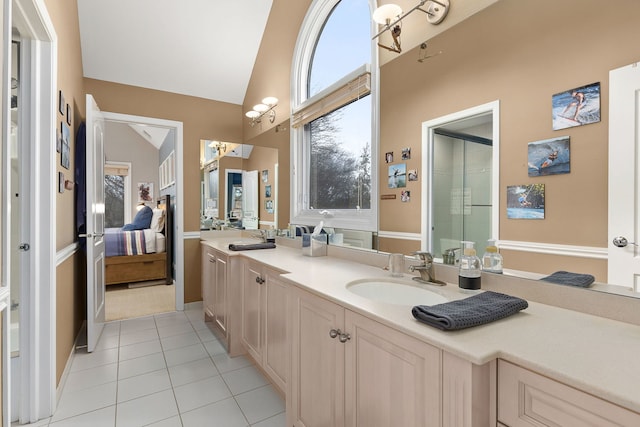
[150,208,165,233]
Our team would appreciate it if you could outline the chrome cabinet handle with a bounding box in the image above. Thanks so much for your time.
[329,328,340,339]
[338,332,351,343]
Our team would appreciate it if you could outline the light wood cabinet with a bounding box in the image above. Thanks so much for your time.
[498,359,640,426]
[201,243,243,356]
[288,286,443,427]
[241,260,288,393]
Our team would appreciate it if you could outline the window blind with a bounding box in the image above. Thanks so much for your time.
[291,71,371,128]
[104,164,129,176]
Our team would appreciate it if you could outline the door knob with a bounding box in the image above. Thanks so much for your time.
[613,236,637,247]
[329,328,340,339]
[338,332,351,343]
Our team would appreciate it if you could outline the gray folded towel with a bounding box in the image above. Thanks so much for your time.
[228,242,276,251]
[540,271,595,288]
[412,291,528,331]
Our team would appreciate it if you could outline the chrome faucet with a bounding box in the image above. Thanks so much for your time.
[409,251,446,286]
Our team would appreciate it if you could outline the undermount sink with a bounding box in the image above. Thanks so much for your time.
[346,278,449,306]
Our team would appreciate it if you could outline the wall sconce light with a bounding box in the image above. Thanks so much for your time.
[373,0,450,53]
[208,140,227,157]
[245,96,278,127]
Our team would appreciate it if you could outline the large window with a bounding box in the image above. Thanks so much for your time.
[291,0,377,231]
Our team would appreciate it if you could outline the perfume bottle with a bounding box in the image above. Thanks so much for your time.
[482,239,503,274]
[459,241,481,290]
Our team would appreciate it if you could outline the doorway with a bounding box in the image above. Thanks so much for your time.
[421,101,500,259]
[101,112,185,313]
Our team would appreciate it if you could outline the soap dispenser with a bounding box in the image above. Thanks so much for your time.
[482,239,503,274]
[459,241,482,290]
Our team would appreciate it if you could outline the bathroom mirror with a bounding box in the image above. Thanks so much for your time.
[238,1,640,298]
[200,140,279,231]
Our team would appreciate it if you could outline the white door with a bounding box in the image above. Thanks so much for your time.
[608,62,640,290]
[242,170,259,229]
[85,94,106,351]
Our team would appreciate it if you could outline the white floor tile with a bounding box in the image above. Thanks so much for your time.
[102,321,121,336]
[174,375,232,413]
[119,316,156,334]
[181,397,249,427]
[117,368,172,403]
[189,318,209,331]
[211,353,253,374]
[71,348,118,372]
[161,331,201,351]
[235,385,285,425]
[49,405,115,427]
[250,411,286,427]
[222,365,269,396]
[115,389,179,427]
[94,333,120,351]
[194,326,217,342]
[163,342,208,367]
[119,327,159,347]
[63,363,118,393]
[118,352,166,380]
[203,338,227,357]
[155,310,188,323]
[157,321,195,338]
[51,382,117,423]
[145,415,183,427]
[168,357,219,388]
[119,339,162,361]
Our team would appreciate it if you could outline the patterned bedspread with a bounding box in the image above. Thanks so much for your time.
[105,228,148,257]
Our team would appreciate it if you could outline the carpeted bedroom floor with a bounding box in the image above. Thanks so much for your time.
[105,282,176,321]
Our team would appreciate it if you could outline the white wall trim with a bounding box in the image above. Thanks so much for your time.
[377,230,421,241]
[56,243,79,266]
[499,240,608,260]
[183,231,201,240]
[259,220,276,228]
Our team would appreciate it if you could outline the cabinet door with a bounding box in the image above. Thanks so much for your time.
[343,310,442,427]
[201,246,215,318]
[214,255,228,335]
[263,270,288,393]
[289,287,345,427]
[241,261,263,362]
[498,359,640,427]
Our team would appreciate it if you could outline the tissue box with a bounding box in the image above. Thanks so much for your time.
[302,233,327,257]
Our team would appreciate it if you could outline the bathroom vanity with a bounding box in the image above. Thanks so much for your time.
[200,235,640,426]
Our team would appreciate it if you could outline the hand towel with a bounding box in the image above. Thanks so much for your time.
[540,271,595,288]
[412,291,528,331]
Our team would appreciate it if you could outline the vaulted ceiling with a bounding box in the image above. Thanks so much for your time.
[77,0,273,106]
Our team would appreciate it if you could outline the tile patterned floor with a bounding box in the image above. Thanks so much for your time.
[21,303,285,426]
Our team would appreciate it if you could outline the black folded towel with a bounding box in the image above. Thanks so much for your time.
[540,271,595,288]
[228,242,276,251]
[412,291,528,331]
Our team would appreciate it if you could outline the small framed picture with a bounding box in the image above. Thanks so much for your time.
[385,151,394,163]
[528,136,570,177]
[58,90,65,115]
[265,185,272,198]
[507,184,545,219]
[401,147,411,160]
[388,163,406,188]
[552,82,601,130]
[66,104,72,125]
[57,122,62,152]
[401,190,410,202]
[408,169,418,181]
[61,123,71,169]
[138,182,154,202]
[262,169,268,182]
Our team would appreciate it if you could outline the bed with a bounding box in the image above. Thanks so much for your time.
[104,194,173,286]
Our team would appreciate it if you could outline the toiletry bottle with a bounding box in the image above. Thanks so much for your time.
[459,241,482,290]
[482,239,503,274]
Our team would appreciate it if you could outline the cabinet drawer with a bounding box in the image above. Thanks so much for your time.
[498,360,640,426]
[106,255,166,284]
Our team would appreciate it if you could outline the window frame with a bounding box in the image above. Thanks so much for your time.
[290,0,379,231]
[104,161,132,225]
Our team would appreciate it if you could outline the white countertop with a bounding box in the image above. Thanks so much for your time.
[202,237,640,414]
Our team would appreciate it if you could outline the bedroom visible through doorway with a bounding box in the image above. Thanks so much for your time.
[105,283,175,321]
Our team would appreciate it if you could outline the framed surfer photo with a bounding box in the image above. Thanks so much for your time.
[528,136,570,177]
[552,82,600,130]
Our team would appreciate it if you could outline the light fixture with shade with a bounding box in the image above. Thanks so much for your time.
[372,0,450,53]
[208,140,227,157]
[245,96,279,127]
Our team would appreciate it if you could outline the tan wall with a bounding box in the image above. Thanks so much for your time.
[378,0,640,280]
[244,146,278,227]
[45,0,87,385]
